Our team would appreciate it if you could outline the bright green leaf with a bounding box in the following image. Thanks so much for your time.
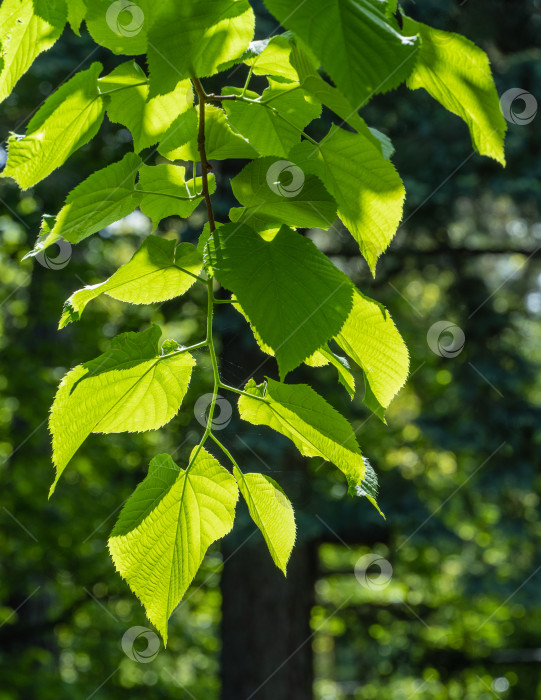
[3,62,105,189]
[288,35,394,162]
[206,224,353,378]
[159,105,257,161]
[197,221,223,257]
[0,0,67,104]
[362,371,387,423]
[290,40,394,160]
[234,299,356,398]
[234,467,296,574]
[25,153,142,257]
[223,83,321,158]
[49,325,195,493]
[350,459,385,518]
[109,449,238,643]
[288,40,379,140]
[263,0,418,106]
[60,237,203,328]
[137,163,215,229]
[307,346,356,399]
[99,61,193,152]
[215,39,269,73]
[229,157,337,230]
[247,33,299,82]
[157,108,199,160]
[148,0,255,94]
[290,125,405,274]
[67,0,86,35]
[85,0,154,55]
[335,288,409,411]
[238,378,367,492]
[403,17,506,165]
[386,0,398,16]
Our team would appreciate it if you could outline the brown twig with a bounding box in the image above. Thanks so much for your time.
[207,93,238,102]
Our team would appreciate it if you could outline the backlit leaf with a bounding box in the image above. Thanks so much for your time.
[246,33,299,82]
[0,0,67,104]
[138,163,215,229]
[49,325,195,493]
[85,0,154,55]
[109,449,238,642]
[59,237,203,327]
[238,378,367,492]
[206,224,353,378]
[229,157,337,230]
[223,82,321,157]
[148,0,255,94]
[3,63,105,189]
[403,17,506,165]
[25,153,142,257]
[335,288,409,411]
[99,61,193,152]
[263,0,418,106]
[234,467,296,574]
[159,105,257,161]
[290,126,405,274]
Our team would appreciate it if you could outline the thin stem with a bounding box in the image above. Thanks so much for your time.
[206,93,238,102]
[261,84,301,105]
[187,78,271,473]
[186,78,223,471]
[212,298,239,305]
[136,188,199,202]
[241,64,255,96]
[219,382,267,402]
[176,266,208,284]
[191,161,198,196]
[98,81,148,96]
[192,77,216,233]
[264,103,318,145]
[186,280,220,470]
[162,340,208,358]
[210,433,240,471]
[192,85,318,146]
[207,281,221,395]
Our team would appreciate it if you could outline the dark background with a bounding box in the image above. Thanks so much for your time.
[1,0,540,698]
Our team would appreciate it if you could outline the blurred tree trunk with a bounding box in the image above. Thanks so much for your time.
[220,537,316,700]
[218,307,317,699]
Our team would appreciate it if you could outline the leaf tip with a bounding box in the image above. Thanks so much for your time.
[58,300,78,329]
[48,478,58,499]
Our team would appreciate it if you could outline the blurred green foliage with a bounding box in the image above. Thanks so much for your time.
[1,0,540,698]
